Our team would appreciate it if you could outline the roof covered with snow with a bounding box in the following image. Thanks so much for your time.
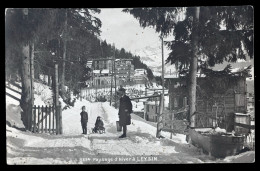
[101,69,109,74]
[164,75,179,79]
[93,70,100,74]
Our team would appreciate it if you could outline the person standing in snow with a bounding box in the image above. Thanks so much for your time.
[80,106,88,134]
[118,87,133,138]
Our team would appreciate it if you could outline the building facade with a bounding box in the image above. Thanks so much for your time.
[86,58,134,88]
[134,69,148,84]
[114,59,135,85]
[166,75,248,129]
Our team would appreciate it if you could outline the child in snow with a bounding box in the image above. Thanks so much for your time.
[80,106,88,134]
[93,116,105,133]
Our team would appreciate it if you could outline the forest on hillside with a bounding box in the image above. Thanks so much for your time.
[5,8,154,95]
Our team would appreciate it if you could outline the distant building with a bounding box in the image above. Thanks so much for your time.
[114,59,135,85]
[86,58,134,88]
[134,69,148,84]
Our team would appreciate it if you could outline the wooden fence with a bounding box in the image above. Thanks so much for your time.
[30,105,62,134]
[162,107,189,135]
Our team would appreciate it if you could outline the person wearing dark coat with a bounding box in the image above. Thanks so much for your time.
[118,87,133,138]
[80,106,88,134]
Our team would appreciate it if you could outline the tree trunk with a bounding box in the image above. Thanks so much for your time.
[20,43,32,129]
[189,7,200,127]
[60,9,67,99]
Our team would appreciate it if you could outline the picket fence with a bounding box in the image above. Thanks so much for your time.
[30,105,62,134]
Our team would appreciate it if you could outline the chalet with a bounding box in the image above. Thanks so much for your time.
[165,73,249,131]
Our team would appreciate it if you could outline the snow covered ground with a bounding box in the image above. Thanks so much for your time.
[6,82,255,164]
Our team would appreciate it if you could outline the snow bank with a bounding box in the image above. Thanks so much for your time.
[131,101,144,112]
[34,82,53,106]
[34,94,46,106]
[6,86,25,129]
[6,86,21,106]
[220,151,255,163]
[6,104,25,129]
[7,124,91,150]
[214,127,227,134]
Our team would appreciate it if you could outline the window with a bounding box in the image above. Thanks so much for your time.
[156,106,160,114]
[174,97,178,108]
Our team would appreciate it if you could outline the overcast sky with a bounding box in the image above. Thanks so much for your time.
[95,8,176,76]
[95,8,253,78]
[96,8,165,57]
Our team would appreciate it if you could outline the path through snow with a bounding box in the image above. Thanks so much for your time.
[6,98,255,164]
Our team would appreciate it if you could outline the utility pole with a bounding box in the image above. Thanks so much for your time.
[30,42,35,132]
[161,36,165,109]
[114,44,117,108]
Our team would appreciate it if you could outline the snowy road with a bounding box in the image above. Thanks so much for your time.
[6,99,255,164]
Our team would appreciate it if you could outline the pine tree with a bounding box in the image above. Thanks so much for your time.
[123,6,253,129]
[5,8,59,128]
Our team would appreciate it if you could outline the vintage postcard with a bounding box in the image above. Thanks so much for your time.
[6,7,254,164]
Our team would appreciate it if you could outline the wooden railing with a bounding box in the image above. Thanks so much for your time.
[6,81,22,102]
[162,107,189,135]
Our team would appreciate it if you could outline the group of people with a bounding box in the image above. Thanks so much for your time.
[80,86,133,138]
[80,106,105,135]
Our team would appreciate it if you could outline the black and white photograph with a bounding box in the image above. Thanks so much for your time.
[5,7,254,164]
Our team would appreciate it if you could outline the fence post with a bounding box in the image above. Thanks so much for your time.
[33,106,36,133]
[41,105,44,133]
[170,112,174,139]
[49,105,51,133]
[52,106,55,134]
[29,105,33,132]
[59,104,62,134]
[156,94,164,138]
[37,105,40,133]
[45,106,47,133]
[55,63,60,135]
[56,105,60,135]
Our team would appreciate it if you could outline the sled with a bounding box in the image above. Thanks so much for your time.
[92,127,105,134]
[186,128,245,158]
